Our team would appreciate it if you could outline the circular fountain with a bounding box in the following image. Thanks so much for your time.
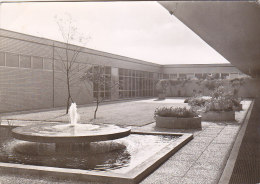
[11,103,131,154]
[12,123,130,143]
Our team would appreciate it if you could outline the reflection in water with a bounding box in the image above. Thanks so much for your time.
[0,127,178,172]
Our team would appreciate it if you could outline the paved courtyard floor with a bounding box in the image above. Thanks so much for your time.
[0,98,252,184]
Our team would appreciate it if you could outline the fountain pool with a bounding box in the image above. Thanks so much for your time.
[0,103,193,183]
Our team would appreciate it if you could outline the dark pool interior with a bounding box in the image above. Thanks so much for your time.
[0,126,179,172]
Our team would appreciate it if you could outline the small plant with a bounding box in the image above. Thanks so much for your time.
[187,96,210,107]
[154,107,198,118]
[184,98,190,103]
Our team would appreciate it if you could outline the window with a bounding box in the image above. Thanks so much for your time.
[0,52,5,66]
[118,68,157,99]
[32,57,43,69]
[6,53,19,67]
[20,55,31,68]
[170,74,177,79]
[92,66,112,101]
[179,74,187,79]
[163,74,169,79]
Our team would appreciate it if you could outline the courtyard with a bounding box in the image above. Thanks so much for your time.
[0,1,259,183]
[0,98,253,184]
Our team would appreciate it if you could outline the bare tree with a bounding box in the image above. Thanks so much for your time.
[54,13,90,114]
[81,65,119,119]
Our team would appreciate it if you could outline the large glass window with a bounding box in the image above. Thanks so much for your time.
[118,68,156,99]
[91,65,111,100]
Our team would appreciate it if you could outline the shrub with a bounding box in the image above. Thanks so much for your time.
[210,86,226,98]
[204,86,237,112]
[230,78,245,87]
[187,96,210,107]
[189,86,242,112]
[154,107,198,118]
[204,97,234,112]
[202,79,222,91]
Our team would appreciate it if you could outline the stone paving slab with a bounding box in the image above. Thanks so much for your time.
[140,172,181,184]
[193,160,224,171]
[181,177,216,184]
[186,168,221,180]
[155,160,194,177]
[169,152,200,162]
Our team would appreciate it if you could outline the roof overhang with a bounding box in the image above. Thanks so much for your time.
[159,1,260,77]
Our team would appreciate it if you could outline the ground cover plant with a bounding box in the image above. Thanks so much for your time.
[154,107,198,118]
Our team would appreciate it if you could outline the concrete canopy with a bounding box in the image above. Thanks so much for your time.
[159,1,260,77]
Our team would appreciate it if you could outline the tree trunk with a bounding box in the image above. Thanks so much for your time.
[66,68,73,114]
[66,96,70,114]
[94,90,100,119]
[94,100,99,119]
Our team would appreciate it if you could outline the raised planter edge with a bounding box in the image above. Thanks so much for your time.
[200,110,235,121]
[155,115,202,129]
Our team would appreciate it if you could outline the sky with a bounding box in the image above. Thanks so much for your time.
[0,1,229,65]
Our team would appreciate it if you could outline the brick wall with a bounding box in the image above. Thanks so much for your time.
[0,67,53,112]
[0,29,161,113]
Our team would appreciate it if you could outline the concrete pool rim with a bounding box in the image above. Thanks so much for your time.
[0,130,193,184]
